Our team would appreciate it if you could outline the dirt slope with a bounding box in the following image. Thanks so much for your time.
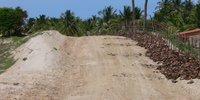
[0,31,200,100]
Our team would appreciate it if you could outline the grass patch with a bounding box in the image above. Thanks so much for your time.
[0,33,43,74]
[23,57,27,61]
[3,82,7,84]
[54,47,57,51]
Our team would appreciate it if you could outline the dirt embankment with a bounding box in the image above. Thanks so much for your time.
[0,30,65,99]
[0,31,199,100]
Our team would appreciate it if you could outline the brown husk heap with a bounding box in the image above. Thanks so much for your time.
[116,31,200,82]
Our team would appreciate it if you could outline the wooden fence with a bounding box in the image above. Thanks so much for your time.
[121,20,200,62]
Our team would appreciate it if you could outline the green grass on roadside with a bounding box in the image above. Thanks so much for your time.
[0,33,43,74]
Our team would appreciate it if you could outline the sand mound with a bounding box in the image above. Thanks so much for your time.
[11,30,65,71]
[0,30,66,99]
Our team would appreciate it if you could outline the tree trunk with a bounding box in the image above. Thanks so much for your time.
[132,0,135,26]
[143,0,148,32]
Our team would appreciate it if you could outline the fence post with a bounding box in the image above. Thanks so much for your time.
[195,38,197,60]
[191,37,194,57]
[149,28,150,33]
[199,41,200,63]
[172,29,174,50]
[170,28,172,50]
[182,35,184,53]
[132,21,133,34]
[165,25,167,39]
[171,27,173,50]
[129,21,131,32]
[178,33,180,53]
[138,20,140,31]
[184,34,187,55]
[188,38,191,56]
[175,31,178,51]
[168,27,170,49]
[174,31,177,52]
[180,34,183,53]
[152,21,154,32]
[134,20,136,37]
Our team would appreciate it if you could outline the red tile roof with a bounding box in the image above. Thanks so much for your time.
[178,29,200,35]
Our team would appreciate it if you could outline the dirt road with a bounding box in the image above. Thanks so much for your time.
[0,31,200,100]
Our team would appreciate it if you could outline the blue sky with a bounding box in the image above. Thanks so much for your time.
[0,0,198,20]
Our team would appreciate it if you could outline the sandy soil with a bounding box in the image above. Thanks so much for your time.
[0,31,200,100]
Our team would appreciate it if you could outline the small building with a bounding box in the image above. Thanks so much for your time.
[179,29,200,38]
[178,29,200,47]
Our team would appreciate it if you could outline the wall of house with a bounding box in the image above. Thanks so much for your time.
[178,32,200,47]
[186,32,200,38]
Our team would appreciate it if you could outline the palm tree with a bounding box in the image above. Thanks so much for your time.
[132,0,135,26]
[84,18,94,31]
[47,17,59,30]
[156,0,171,10]
[108,17,122,33]
[184,0,193,11]
[14,6,28,36]
[92,15,97,23]
[98,6,117,23]
[119,6,132,22]
[25,17,35,33]
[172,0,182,11]
[58,10,77,36]
[120,6,132,30]
[195,3,200,28]
[143,0,148,32]
[135,7,144,19]
[35,15,49,30]
[181,0,194,24]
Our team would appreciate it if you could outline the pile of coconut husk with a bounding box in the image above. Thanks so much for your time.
[116,31,200,83]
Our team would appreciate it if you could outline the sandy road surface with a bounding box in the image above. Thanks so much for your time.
[0,31,200,100]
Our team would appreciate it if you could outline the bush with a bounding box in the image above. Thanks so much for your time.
[0,7,28,36]
[0,7,21,36]
[23,57,27,61]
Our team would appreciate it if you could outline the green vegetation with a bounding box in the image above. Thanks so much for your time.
[58,10,78,36]
[0,7,21,36]
[11,5,146,36]
[3,82,7,84]
[0,33,42,74]
[54,47,57,51]
[23,57,27,61]
[0,7,27,36]
[154,0,200,32]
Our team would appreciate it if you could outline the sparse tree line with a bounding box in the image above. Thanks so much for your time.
[0,5,144,37]
[0,0,200,37]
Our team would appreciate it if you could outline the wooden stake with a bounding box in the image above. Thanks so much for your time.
[181,35,183,53]
[170,28,172,50]
[199,40,200,63]
[168,27,170,48]
[184,34,187,54]
[191,37,194,57]
[178,33,180,53]
[172,28,174,50]
[195,38,197,60]
[189,38,191,56]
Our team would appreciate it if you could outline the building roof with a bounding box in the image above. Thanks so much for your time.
[178,29,200,35]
